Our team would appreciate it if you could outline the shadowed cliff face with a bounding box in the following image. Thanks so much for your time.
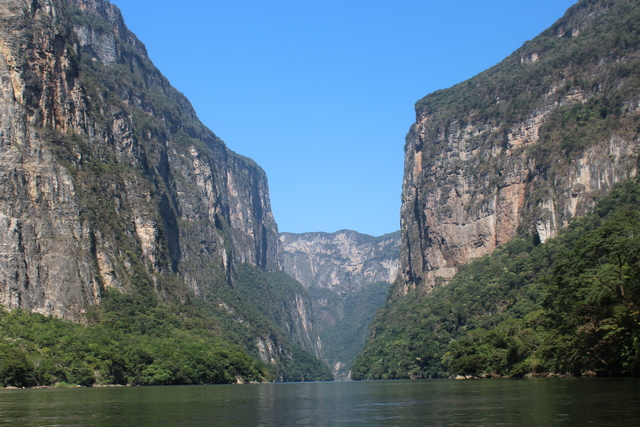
[0,0,278,320]
[400,0,640,294]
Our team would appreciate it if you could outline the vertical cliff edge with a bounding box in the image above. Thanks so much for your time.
[400,0,639,293]
[0,0,327,380]
[352,0,640,381]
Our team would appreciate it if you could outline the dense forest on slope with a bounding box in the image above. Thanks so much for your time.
[0,264,333,387]
[0,293,268,387]
[0,262,333,387]
[0,0,332,385]
[415,0,640,129]
[352,178,640,379]
[308,281,391,378]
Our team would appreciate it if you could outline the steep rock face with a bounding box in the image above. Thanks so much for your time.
[0,0,324,373]
[279,230,400,378]
[279,230,400,294]
[233,264,323,363]
[0,0,100,319]
[0,0,277,317]
[401,0,640,293]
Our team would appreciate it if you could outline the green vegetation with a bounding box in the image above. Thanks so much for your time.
[363,0,640,380]
[416,0,640,133]
[216,264,333,382]
[310,282,391,377]
[352,178,640,379]
[0,291,270,388]
[0,263,334,388]
[0,266,332,388]
[4,6,335,388]
[68,6,112,33]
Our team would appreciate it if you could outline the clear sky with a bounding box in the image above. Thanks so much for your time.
[111,0,577,236]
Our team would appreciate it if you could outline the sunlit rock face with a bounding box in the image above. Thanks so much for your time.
[279,230,400,339]
[0,0,278,318]
[279,230,400,379]
[400,0,640,294]
[279,230,400,294]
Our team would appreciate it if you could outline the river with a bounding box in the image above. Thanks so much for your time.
[1,377,638,425]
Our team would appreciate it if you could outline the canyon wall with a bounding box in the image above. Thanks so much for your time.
[279,230,400,379]
[0,0,323,375]
[279,230,400,294]
[400,0,640,293]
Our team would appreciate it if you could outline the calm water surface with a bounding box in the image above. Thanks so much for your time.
[0,378,639,426]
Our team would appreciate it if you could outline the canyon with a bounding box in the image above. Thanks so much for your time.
[353,0,640,380]
[279,230,400,379]
[2,0,639,385]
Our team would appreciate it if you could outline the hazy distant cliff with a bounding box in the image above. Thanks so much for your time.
[279,230,400,294]
[400,0,640,293]
[0,0,326,379]
[279,230,400,379]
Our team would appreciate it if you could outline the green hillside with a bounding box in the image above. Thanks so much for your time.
[0,263,333,387]
[352,178,640,379]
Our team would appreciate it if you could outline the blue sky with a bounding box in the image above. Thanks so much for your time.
[112,0,577,236]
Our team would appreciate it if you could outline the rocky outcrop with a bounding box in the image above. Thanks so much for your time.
[400,0,640,293]
[0,0,99,319]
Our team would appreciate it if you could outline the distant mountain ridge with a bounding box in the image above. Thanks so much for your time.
[279,230,400,294]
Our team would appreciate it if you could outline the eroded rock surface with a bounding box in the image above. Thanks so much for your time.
[400,0,640,293]
[0,0,321,376]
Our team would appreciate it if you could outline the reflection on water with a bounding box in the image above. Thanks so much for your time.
[0,378,639,426]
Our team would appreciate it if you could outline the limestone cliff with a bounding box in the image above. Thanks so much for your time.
[279,230,400,379]
[0,0,323,378]
[401,0,640,293]
[279,230,400,294]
